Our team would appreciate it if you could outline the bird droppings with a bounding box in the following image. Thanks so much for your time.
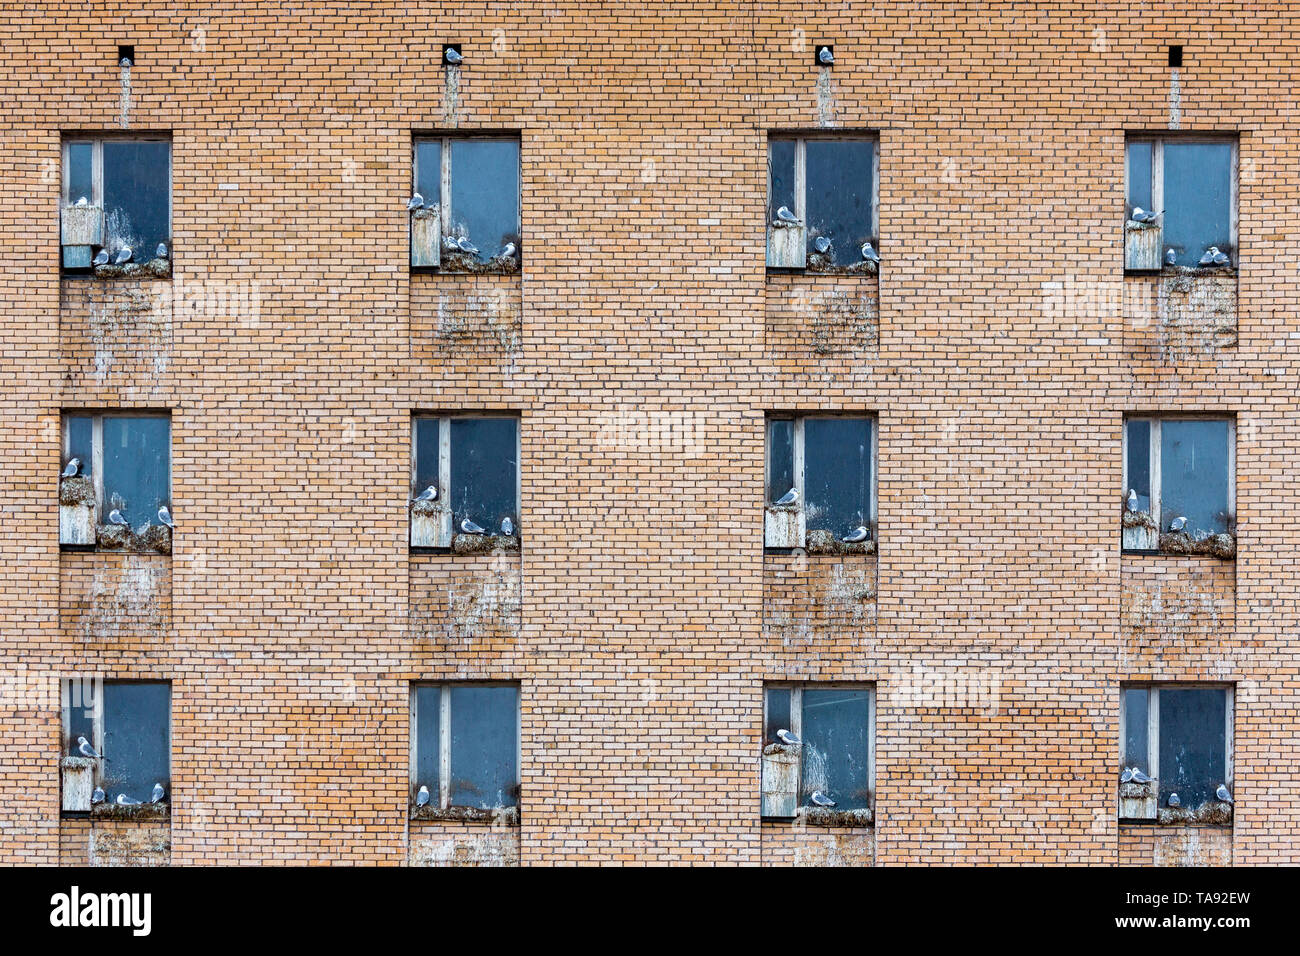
[451,532,520,555]
[60,475,95,506]
[1122,509,1157,531]
[1156,800,1233,826]
[74,554,170,643]
[437,246,522,276]
[407,822,520,867]
[409,804,519,826]
[95,522,172,555]
[800,806,873,828]
[93,257,172,280]
[807,287,879,354]
[90,801,170,822]
[805,529,875,556]
[1157,531,1236,560]
[804,251,879,277]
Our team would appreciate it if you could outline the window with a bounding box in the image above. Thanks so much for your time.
[411,135,521,269]
[410,414,519,550]
[761,684,874,823]
[62,679,171,807]
[411,683,520,818]
[765,415,875,551]
[61,136,172,272]
[1119,684,1233,821]
[60,413,172,551]
[767,134,878,271]
[1122,415,1235,555]
[1125,135,1236,269]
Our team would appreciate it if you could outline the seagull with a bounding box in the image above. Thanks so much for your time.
[1169,515,1187,532]
[460,517,486,535]
[444,47,463,65]
[842,525,870,543]
[150,782,165,803]
[113,247,132,265]
[775,205,800,224]
[1120,767,1134,783]
[412,485,438,504]
[120,57,132,68]
[501,516,515,536]
[61,458,80,478]
[817,46,834,65]
[1199,246,1220,266]
[157,505,174,529]
[116,793,141,806]
[155,242,168,259]
[77,736,103,760]
[93,249,110,266]
[774,488,798,506]
[776,729,800,746]
[91,787,106,805]
[812,236,832,254]
[406,193,424,212]
[1127,489,1138,512]
[74,196,89,206]
[107,509,129,527]
[1167,792,1181,808]
[861,241,880,263]
[1216,784,1233,804]
[1213,248,1230,266]
[1131,769,1152,784]
[1165,248,1177,266]
[1130,207,1159,223]
[416,785,431,807]
[810,790,836,807]
[498,242,517,259]
[456,237,478,255]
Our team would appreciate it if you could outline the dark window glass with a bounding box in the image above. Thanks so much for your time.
[804,417,871,536]
[1125,419,1151,510]
[63,678,98,755]
[766,419,795,504]
[1126,141,1153,215]
[768,139,797,221]
[1158,687,1227,810]
[102,141,170,260]
[66,416,94,477]
[67,142,94,205]
[764,687,793,746]
[1123,687,1150,772]
[449,139,520,262]
[450,418,518,535]
[100,682,170,804]
[1160,419,1231,536]
[805,140,874,265]
[102,416,170,527]
[414,140,441,208]
[413,417,439,495]
[800,689,871,810]
[449,685,518,809]
[1163,142,1232,267]
[413,685,441,798]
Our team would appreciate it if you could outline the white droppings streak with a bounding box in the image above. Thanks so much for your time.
[119,62,131,128]
[1169,68,1181,129]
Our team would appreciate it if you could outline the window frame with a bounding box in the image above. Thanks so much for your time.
[1118,682,1234,801]
[60,678,173,793]
[767,131,880,261]
[61,134,174,255]
[1124,133,1238,269]
[764,412,878,548]
[408,681,522,811]
[1121,413,1235,550]
[62,410,173,522]
[411,132,522,253]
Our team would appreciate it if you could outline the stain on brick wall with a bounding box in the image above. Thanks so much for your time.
[765,273,879,357]
[60,551,171,643]
[761,820,874,866]
[764,552,877,645]
[409,552,522,649]
[60,278,171,392]
[1124,272,1237,363]
[1120,554,1235,670]
[61,818,172,867]
[410,273,521,364]
[1119,825,1232,867]
[408,819,520,866]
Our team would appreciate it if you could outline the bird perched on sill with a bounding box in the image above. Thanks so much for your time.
[61,458,80,478]
[810,790,836,807]
[774,205,801,225]
[776,729,800,746]
[774,488,798,506]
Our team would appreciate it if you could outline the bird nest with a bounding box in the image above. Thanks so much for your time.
[409,803,519,826]
[799,806,873,828]
[1158,530,1236,560]
[762,742,800,757]
[451,533,520,555]
[804,529,875,556]
[1125,219,1160,231]
[804,252,879,276]
[96,523,172,554]
[1122,509,1157,531]
[1156,801,1233,826]
[90,801,170,821]
[438,247,521,275]
[92,257,171,280]
[59,475,95,506]
[1118,780,1156,800]
[410,498,445,519]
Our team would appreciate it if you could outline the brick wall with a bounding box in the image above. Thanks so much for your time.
[2,2,1298,866]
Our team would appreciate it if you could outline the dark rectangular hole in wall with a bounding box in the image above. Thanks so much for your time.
[1168,45,1183,67]
[118,44,134,64]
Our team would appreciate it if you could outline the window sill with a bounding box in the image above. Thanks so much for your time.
[767,261,878,278]
[1122,532,1236,560]
[63,259,173,281]
[411,256,521,277]
[1124,265,1237,279]
[764,807,874,828]
[87,802,170,822]
[410,804,519,826]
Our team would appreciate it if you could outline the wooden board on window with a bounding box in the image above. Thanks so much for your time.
[61,203,103,247]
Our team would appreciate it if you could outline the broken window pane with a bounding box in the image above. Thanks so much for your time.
[800,689,871,810]
[1163,142,1232,267]
[414,139,442,209]
[67,142,94,205]
[449,139,520,262]
[1160,419,1230,536]
[65,415,94,477]
[766,418,795,504]
[102,416,170,527]
[102,140,170,260]
[100,682,170,804]
[449,685,518,809]
[1158,687,1227,810]
[450,417,518,535]
[1123,687,1150,773]
[805,140,874,266]
[412,685,442,797]
[1125,419,1150,510]
[768,139,797,221]
[413,417,440,494]
[763,687,793,746]
[1125,141,1152,215]
[804,417,871,536]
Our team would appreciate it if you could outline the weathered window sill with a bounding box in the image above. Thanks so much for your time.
[804,530,875,556]
[64,259,173,281]
[89,802,170,822]
[1121,532,1236,561]
[764,807,874,828]
[415,253,521,276]
[410,804,520,826]
[90,524,173,555]
[450,533,520,555]
[767,260,878,277]
[1123,264,1237,279]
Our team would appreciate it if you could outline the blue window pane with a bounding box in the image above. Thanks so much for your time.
[413,417,439,494]
[450,418,518,535]
[804,418,872,535]
[413,685,441,799]
[1160,420,1231,536]
[449,686,518,809]
[766,419,794,504]
[768,139,797,221]
[102,141,170,259]
[65,415,94,477]
[764,687,793,746]
[1126,141,1152,214]
[63,678,98,755]
[1123,688,1149,773]
[102,416,170,527]
[800,689,871,810]
[67,142,94,204]
[1125,419,1150,509]
[1163,142,1232,267]
[100,682,170,804]
[414,140,441,207]
[805,140,874,265]
[1159,688,1227,810]
[449,139,520,262]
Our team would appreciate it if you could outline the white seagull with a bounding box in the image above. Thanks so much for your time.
[158,506,174,529]
[812,236,832,254]
[774,488,798,506]
[116,793,141,806]
[1216,784,1233,804]
[113,247,132,266]
[817,46,834,65]
[775,205,801,224]
[1130,207,1159,223]
[107,509,130,527]
[93,249,110,266]
[61,458,80,478]
[156,242,168,259]
[501,516,514,536]
[1165,248,1177,266]
[1120,767,1134,783]
[412,485,438,504]
[861,241,880,263]
[1213,248,1230,266]
[150,782,165,804]
[842,525,869,543]
[91,787,106,805]
[1169,515,1187,532]
[1167,792,1181,808]
[416,785,431,807]
[498,242,517,259]
[77,736,103,760]
[456,237,478,255]
[460,517,486,535]
[444,47,463,65]
[75,196,89,207]
[776,729,800,746]
[1199,246,1221,266]
[1126,489,1138,512]
[810,790,836,807]
[406,193,424,211]
[1131,769,1152,784]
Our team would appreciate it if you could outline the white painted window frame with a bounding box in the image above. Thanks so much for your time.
[1121,414,1235,550]
[409,412,522,546]
[63,411,173,520]
[1124,133,1239,267]
[409,681,522,811]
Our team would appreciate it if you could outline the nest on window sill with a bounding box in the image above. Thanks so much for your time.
[1157,530,1236,560]
[451,532,520,555]
[409,803,519,826]
[762,742,800,758]
[92,257,172,280]
[1122,509,1157,531]
[1160,264,1236,281]
[410,498,445,519]
[436,247,521,275]
[798,806,873,828]
[804,251,878,276]
[95,523,172,555]
[59,475,95,507]
[61,755,96,771]
[1156,801,1233,826]
[90,801,170,822]
[1125,219,1160,232]
[804,529,875,556]
[1118,780,1156,800]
